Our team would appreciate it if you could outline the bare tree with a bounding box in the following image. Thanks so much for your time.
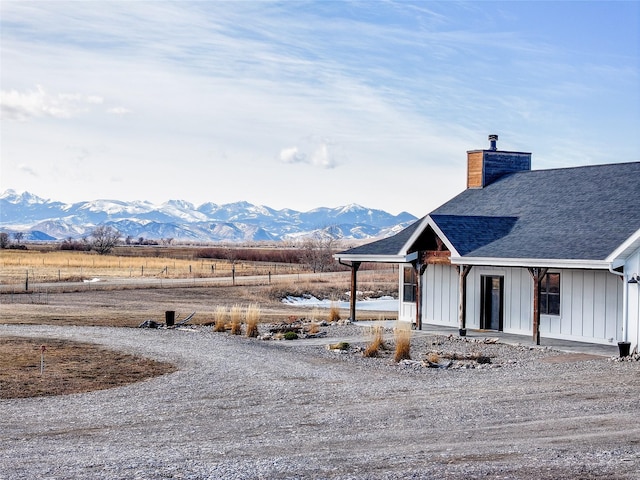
[0,232,10,249]
[90,225,121,255]
[224,246,239,265]
[13,232,24,244]
[300,226,341,273]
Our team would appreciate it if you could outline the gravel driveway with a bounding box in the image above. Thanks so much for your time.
[1,323,639,480]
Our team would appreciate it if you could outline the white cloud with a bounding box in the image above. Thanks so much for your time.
[17,164,39,177]
[310,143,336,169]
[0,85,103,121]
[278,136,344,169]
[278,146,306,164]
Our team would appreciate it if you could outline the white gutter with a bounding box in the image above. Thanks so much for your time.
[333,254,405,263]
[609,263,627,343]
[450,256,611,270]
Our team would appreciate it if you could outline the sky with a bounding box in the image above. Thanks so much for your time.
[1,1,639,217]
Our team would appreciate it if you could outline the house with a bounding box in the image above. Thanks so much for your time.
[335,135,640,352]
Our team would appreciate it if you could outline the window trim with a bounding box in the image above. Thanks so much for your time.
[540,272,560,316]
[402,266,417,303]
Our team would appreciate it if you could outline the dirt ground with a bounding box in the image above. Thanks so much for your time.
[1,321,638,479]
[1,280,639,479]
[0,274,396,327]
[0,282,392,400]
[0,336,176,399]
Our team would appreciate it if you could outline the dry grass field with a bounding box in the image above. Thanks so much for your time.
[0,248,300,286]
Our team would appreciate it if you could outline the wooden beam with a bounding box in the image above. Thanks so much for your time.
[457,265,472,335]
[423,250,451,265]
[527,267,548,345]
[349,261,361,322]
[414,261,428,330]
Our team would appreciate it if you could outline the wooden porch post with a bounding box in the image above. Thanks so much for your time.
[349,261,361,322]
[414,261,421,330]
[528,267,548,345]
[457,265,472,336]
[414,257,427,330]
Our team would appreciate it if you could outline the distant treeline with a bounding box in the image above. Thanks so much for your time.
[196,247,304,264]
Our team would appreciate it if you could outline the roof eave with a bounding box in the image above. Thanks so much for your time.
[606,228,640,263]
[333,253,406,263]
[450,256,612,270]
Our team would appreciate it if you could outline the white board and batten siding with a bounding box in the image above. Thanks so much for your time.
[398,264,458,326]
[399,264,624,345]
[422,264,459,326]
[398,301,416,324]
[552,269,622,345]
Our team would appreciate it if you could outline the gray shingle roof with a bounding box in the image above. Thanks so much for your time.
[337,219,422,256]
[429,215,518,256]
[337,161,640,262]
[432,161,640,260]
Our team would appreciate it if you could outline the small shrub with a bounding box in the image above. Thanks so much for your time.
[245,303,260,338]
[363,326,385,358]
[393,323,411,362]
[284,331,298,340]
[363,344,379,358]
[230,304,242,335]
[425,351,440,364]
[307,322,320,334]
[327,301,341,322]
[213,306,227,332]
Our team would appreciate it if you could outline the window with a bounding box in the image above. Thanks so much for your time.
[540,272,560,315]
[403,267,417,302]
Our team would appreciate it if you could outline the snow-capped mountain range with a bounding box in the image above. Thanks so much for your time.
[0,190,417,243]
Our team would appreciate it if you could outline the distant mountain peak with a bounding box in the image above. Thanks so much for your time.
[0,189,48,205]
[0,190,417,243]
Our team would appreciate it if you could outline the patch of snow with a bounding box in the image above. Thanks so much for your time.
[282,295,397,312]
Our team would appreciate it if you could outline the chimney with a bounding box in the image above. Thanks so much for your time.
[467,135,531,188]
[489,134,498,150]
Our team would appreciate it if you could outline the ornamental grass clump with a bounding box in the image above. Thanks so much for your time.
[327,300,341,322]
[307,307,321,334]
[363,326,385,358]
[213,306,227,332]
[393,323,411,362]
[245,303,260,338]
[230,304,242,335]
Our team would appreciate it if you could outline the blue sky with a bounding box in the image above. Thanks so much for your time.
[1,1,638,216]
